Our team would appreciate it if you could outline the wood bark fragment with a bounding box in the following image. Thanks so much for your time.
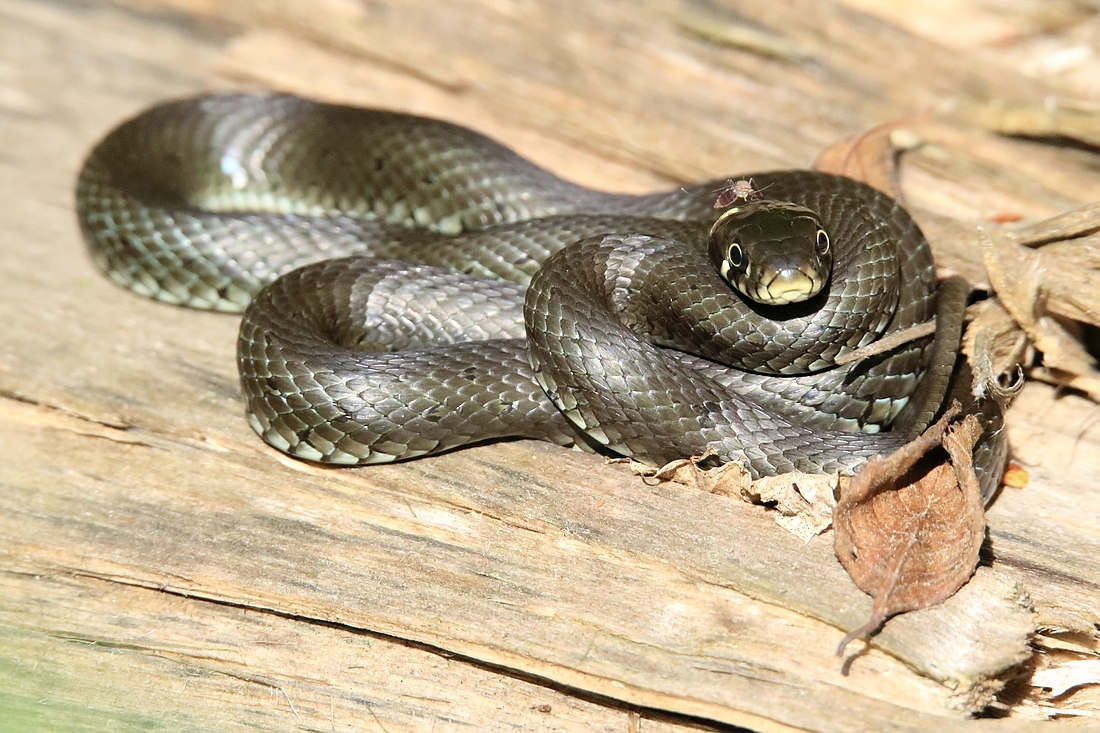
[952,97,1100,151]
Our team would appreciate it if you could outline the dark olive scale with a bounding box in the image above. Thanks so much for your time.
[76,92,1005,487]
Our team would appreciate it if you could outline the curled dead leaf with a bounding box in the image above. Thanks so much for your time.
[1026,236,1100,328]
[978,226,1100,401]
[834,408,986,656]
[744,472,839,542]
[628,453,836,540]
[813,117,927,202]
[962,298,1028,403]
[615,448,751,493]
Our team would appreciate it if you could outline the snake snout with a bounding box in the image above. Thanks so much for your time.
[756,267,822,305]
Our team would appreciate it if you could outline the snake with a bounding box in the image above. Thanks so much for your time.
[76,92,1006,492]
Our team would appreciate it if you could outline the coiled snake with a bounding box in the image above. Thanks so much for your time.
[76,93,1005,489]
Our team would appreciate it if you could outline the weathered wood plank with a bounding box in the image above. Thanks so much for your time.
[1,0,1099,730]
[1,569,718,732]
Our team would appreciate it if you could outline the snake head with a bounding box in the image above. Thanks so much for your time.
[708,200,832,306]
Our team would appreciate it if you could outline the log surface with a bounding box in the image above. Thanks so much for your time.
[1,0,1098,731]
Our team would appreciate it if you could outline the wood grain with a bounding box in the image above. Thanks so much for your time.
[1,0,1098,730]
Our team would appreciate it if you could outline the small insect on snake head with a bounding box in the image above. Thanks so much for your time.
[708,200,833,307]
[713,178,761,209]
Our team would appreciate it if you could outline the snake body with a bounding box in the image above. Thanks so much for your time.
[77,92,1004,484]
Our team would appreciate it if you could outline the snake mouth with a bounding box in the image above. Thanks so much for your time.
[751,267,823,306]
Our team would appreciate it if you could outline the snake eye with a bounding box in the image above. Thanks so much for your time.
[815,229,830,256]
[726,242,744,268]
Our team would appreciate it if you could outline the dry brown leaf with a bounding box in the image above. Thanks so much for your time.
[627,454,837,540]
[1031,237,1100,328]
[813,118,925,201]
[708,462,756,497]
[979,227,1100,401]
[962,298,1028,402]
[979,228,1043,330]
[616,449,752,494]
[988,217,1100,331]
[834,410,986,655]
[742,472,839,542]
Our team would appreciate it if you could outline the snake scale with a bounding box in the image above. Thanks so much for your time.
[76,92,1006,492]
